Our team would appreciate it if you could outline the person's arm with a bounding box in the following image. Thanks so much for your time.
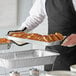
[72,0,76,11]
[18,0,46,32]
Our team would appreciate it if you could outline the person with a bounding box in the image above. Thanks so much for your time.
[62,34,76,47]
[8,0,76,71]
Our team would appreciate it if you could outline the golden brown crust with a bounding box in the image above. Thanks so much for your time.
[48,35,54,41]
[42,35,53,42]
[9,32,64,42]
[55,32,64,40]
[49,34,59,41]
[27,33,42,40]
[0,38,11,44]
[10,32,30,39]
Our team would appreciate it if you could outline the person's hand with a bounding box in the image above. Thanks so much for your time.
[7,30,23,35]
[61,34,76,47]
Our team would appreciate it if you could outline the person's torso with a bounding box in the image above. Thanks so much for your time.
[45,0,76,35]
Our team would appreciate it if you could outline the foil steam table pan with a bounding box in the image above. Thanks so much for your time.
[0,49,59,69]
[0,37,12,50]
[7,36,63,46]
[0,43,11,50]
[0,41,11,50]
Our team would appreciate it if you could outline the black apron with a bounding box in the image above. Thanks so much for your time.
[45,0,76,71]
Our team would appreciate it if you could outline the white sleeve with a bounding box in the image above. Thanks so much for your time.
[73,0,76,11]
[18,0,46,32]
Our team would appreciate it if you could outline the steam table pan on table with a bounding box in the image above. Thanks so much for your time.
[0,43,11,50]
[0,37,11,50]
[0,49,59,69]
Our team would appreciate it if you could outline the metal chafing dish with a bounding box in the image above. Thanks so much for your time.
[0,36,59,69]
[0,37,11,50]
[0,42,11,50]
[0,49,59,69]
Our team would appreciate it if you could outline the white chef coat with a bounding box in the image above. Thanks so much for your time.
[18,0,76,32]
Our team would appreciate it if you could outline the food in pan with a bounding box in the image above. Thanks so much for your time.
[0,38,11,44]
[9,32,64,42]
[49,34,59,41]
[9,32,26,37]
[42,35,53,42]
[55,32,64,40]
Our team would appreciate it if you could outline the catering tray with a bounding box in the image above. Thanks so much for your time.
[7,36,63,46]
[0,37,11,50]
[0,43,11,50]
[0,49,59,69]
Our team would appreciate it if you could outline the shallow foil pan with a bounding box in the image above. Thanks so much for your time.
[0,49,59,69]
[7,36,63,46]
[0,37,12,50]
[0,43,11,50]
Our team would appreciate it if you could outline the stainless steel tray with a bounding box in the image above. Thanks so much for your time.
[7,36,63,46]
[0,49,59,69]
[0,37,12,50]
[0,43,11,50]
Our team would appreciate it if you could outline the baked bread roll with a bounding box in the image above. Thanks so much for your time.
[26,33,42,40]
[9,32,30,39]
[49,34,59,41]
[0,38,11,44]
[9,32,25,37]
[55,32,64,40]
[42,35,53,42]
[9,32,64,42]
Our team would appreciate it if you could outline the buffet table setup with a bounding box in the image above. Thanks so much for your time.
[0,30,75,76]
